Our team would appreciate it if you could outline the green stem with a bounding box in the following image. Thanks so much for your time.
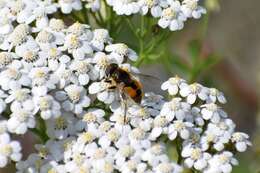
[82,5,89,24]
[176,137,183,164]
[71,12,84,23]
[125,17,138,37]
[30,128,49,143]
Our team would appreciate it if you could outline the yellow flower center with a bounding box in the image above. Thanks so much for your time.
[162,8,176,19]
[0,145,12,155]
[190,148,201,160]
[24,51,38,62]
[0,52,12,67]
[55,117,67,130]
[83,112,97,123]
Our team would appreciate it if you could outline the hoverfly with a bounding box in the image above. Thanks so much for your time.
[104,63,144,123]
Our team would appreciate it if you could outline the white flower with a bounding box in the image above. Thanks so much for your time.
[160,98,190,121]
[109,0,140,15]
[207,88,227,104]
[105,43,138,63]
[150,116,168,140]
[11,0,38,24]
[201,103,227,123]
[89,81,116,104]
[69,59,98,85]
[0,133,22,168]
[181,0,206,19]
[0,60,31,90]
[180,83,208,104]
[231,132,252,152]
[158,1,186,31]
[46,112,77,139]
[154,162,183,173]
[168,120,193,140]
[0,52,14,70]
[98,128,121,148]
[181,144,211,170]
[27,0,58,31]
[36,30,59,50]
[92,52,114,78]
[59,0,82,14]
[83,0,101,11]
[115,144,136,166]
[29,67,58,95]
[200,125,229,151]
[7,109,35,134]
[56,85,91,114]
[161,76,186,95]
[62,33,93,60]
[45,18,66,45]
[142,143,166,166]
[206,151,238,173]
[139,0,167,17]
[91,29,111,51]
[33,95,61,120]
[129,127,151,150]
[8,24,31,50]
[16,153,47,173]
[5,87,34,112]
[75,108,105,131]
[53,64,74,88]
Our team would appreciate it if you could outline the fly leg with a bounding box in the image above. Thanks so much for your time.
[118,84,128,125]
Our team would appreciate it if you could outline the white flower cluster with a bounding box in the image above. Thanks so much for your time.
[0,1,250,172]
[160,77,252,172]
[0,0,205,39]
[106,0,206,31]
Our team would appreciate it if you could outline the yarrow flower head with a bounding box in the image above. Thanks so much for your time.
[0,1,250,173]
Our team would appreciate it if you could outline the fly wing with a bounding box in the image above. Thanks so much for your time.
[132,72,163,94]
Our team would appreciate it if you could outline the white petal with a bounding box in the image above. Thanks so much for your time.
[187,94,196,104]
[235,142,247,152]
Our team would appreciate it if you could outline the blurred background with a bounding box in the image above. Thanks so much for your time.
[1,0,260,172]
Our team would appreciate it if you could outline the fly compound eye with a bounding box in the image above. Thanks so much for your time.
[105,63,118,77]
